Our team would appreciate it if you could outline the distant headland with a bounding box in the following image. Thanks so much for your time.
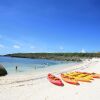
[3,53,100,61]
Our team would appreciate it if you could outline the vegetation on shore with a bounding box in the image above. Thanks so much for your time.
[4,53,100,61]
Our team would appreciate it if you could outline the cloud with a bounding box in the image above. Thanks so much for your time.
[59,46,64,50]
[30,46,36,49]
[0,44,4,48]
[81,48,86,53]
[13,45,21,49]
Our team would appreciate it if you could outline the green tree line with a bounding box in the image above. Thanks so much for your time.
[4,53,100,61]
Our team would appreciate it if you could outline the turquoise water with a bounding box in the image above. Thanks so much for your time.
[0,56,78,75]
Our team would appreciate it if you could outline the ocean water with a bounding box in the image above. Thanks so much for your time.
[0,56,79,75]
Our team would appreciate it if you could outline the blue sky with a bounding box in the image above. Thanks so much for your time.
[0,0,100,54]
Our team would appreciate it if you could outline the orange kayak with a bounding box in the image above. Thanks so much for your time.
[48,73,64,86]
[91,73,100,78]
[61,74,80,85]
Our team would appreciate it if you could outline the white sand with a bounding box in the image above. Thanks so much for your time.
[0,58,100,100]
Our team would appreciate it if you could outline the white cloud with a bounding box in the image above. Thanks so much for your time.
[81,48,86,53]
[13,45,21,49]
[0,44,4,48]
[30,46,36,49]
[59,46,64,50]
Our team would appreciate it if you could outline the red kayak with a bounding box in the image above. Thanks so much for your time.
[48,73,64,86]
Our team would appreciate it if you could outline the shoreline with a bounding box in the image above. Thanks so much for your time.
[0,58,100,100]
[0,59,90,85]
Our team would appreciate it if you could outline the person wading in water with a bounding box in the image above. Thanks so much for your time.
[16,66,18,71]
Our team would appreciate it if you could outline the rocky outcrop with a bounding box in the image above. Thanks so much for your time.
[0,64,7,76]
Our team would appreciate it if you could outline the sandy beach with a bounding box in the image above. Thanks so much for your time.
[0,58,100,100]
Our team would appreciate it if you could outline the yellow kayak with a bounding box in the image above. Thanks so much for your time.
[63,73,92,82]
[64,72,81,76]
[74,77,91,82]
[78,74,93,80]
[61,74,80,85]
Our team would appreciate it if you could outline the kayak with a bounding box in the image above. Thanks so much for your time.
[64,72,82,77]
[47,73,64,86]
[76,71,100,78]
[63,73,92,82]
[74,77,91,82]
[61,74,80,85]
[91,73,100,78]
[77,74,93,80]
